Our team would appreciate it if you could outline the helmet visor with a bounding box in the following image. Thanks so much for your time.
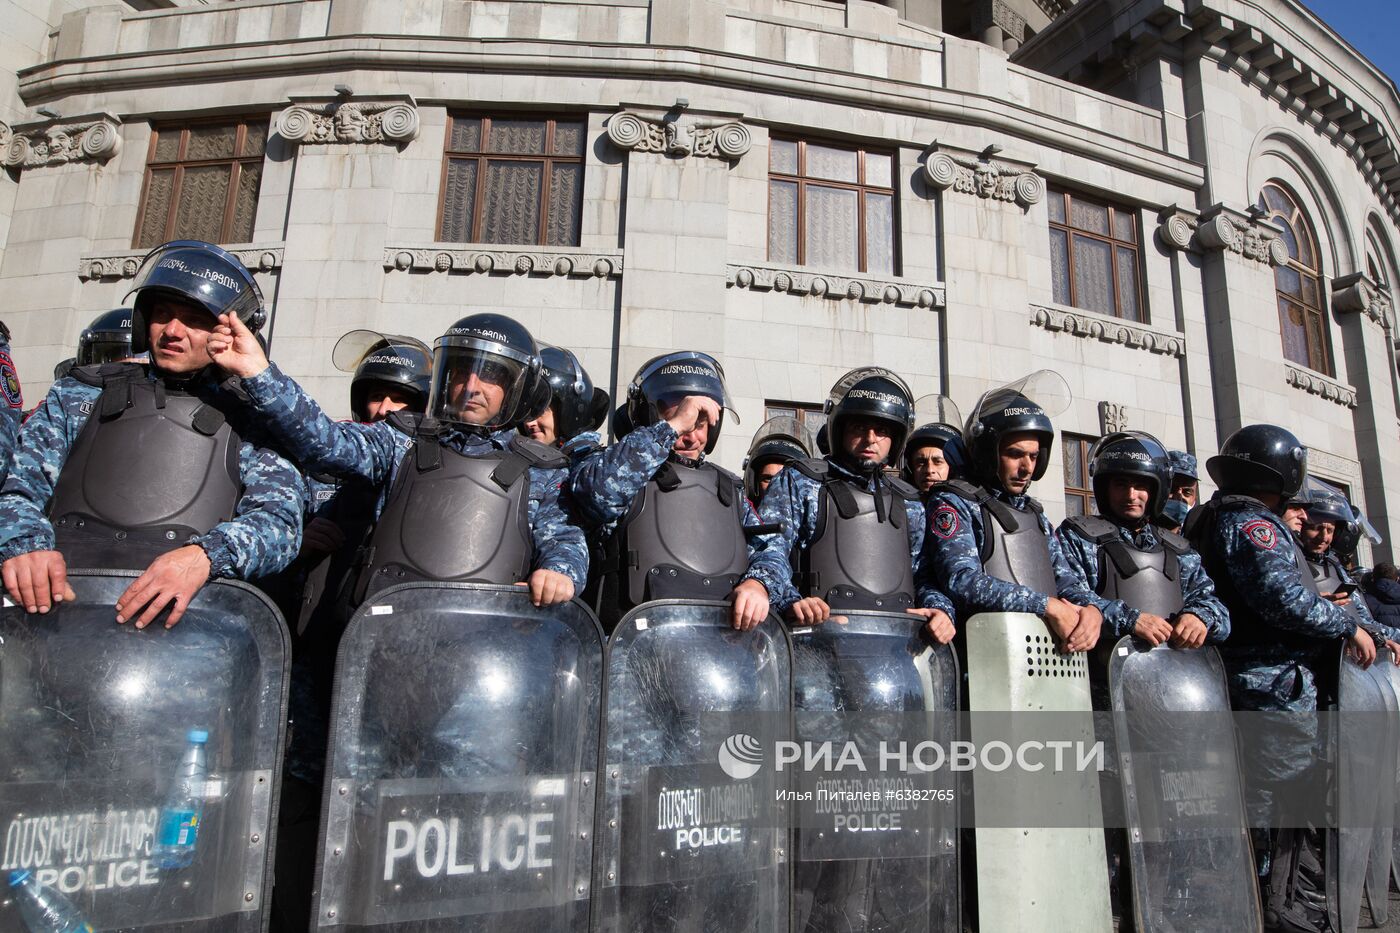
[965,369,1072,437]
[334,329,432,372]
[126,241,262,323]
[430,343,530,429]
[85,339,135,365]
[913,394,962,432]
[635,351,737,421]
[747,415,816,459]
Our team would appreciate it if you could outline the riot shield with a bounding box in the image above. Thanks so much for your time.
[0,570,288,932]
[595,600,790,933]
[790,613,959,933]
[1107,638,1262,932]
[1364,659,1397,925]
[965,612,1113,932]
[311,583,604,931]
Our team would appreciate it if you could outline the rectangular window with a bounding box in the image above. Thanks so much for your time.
[1048,189,1143,322]
[1062,432,1097,518]
[135,118,267,248]
[763,401,826,440]
[768,138,897,275]
[438,114,585,246]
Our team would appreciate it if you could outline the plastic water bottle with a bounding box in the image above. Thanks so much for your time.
[7,870,94,933]
[152,729,210,870]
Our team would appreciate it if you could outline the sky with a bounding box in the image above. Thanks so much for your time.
[1297,0,1400,87]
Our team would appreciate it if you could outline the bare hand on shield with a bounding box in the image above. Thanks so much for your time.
[1385,640,1400,666]
[115,544,212,629]
[787,596,833,625]
[908,606,955,645]
[729,578,770,631]
[1061,603,1102,654]
[207,313,269,379]
[1167,612,1209,649]
[1131,611,1174,646]
[2,550,77,614]
[518,568,575,607]
[1041,597,1078,641]
[664,396,721,436]
[1346,627,1377,669]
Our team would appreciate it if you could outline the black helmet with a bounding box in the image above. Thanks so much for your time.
[901,393,963,484]
[125,240,265,354]
[333,330,431,422]
[622,351,735,455]
[743,415,817,501]
[538,345,609,442]
[1089,430,1172,521]
[964,371,1070,487]
[823,367,915,472]
[77,308,135,366]
[1301,478,1353,527]
[428,314,542,431]
[1206,424,1307,498]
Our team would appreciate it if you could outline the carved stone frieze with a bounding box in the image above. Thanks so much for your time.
[78,244,284,281]
[1098,401,1129,434]
[277,97,419,146]
[1030,303,1186,357]
[1332,271,1392,328]
[1284,363,1357,409]
[972,0,1027,43]
[725,262,944,309]
[606,111,751,161]
[1156,206,1197,252]
[922,147,1043,209]
[383,246,623,279]
[3,114,121,169]
[1193,204,1289,266]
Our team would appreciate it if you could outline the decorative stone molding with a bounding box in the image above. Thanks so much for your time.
[1193,204,1288,266]
[922,146,1043,209]
[78,244,284,281]
[1284,363,1357,409]
[725,262,944,309]
[0,121,10,151]
[3,113,121,169]
[383,245,623,279]
[1098,401,1129,434]
[1029,303,1186,357]
[1306,447,1361,484]
[605,111,751,161]
[1156,205,1198,252]
[276,96,419,146]
[972,0,1027,44]
[1332,271,1392,328]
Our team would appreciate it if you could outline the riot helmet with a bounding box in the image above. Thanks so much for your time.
[621,351,736,455]
[1088,430,1172,523]
[1205,424,1307,499]
[125,240,266,354]
[427,314,542,431]
[964,370,1071,487]
[902,394,962,486]
[823,367,915,473]
[77,309,135,366]
[333,330,432,422]
[537,345,609,442]
[1301,477,1353,527]
[743,415,817,501]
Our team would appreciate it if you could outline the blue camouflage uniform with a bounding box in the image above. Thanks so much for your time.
[1167,450,1197,482]
[743,459,956,618]
[0,325,24,488]
[1303,544,1398,642]
[239,362,588,591]
[1058,520,1230,641]
[0,369,304,579]
[924,486,1100,617]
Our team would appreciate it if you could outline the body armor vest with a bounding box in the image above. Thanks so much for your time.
[940,480,1056,593]
[356,422,563,603]
[50,365,242,571]
[1063,515,1188,618]
[1306,551,1363,627]
[790,458,917,611]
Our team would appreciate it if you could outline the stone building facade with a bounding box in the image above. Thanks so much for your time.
[1,0,1397,561]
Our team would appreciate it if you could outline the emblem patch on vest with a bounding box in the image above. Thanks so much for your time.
[1242,519,1277,551]
[0,352,21,409]
[932,505,961,539]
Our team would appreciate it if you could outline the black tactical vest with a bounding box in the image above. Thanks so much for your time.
[355,420,565,603]
[1063,515,1188,618]
[1307,551,1363,627]
[50,364,242,571]
[789,458,918,611]
[939,480,1056,594]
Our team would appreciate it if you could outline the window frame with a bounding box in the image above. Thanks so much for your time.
[766,136,900,275]
[1047,187,1145,323]
[1062,431,1097,518]
[763,400,827,440]
[133,116,267,248]
[436,112,586,247]
[1259,181,1332,377]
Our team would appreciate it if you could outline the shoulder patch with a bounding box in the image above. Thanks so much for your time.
[0,351,20,409]
[932,503,962,540]
[1241,519,1278,551]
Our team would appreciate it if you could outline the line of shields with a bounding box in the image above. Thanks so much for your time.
[2,576,1400,932]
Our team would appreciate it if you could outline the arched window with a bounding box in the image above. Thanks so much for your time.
[1258,183,1331,375]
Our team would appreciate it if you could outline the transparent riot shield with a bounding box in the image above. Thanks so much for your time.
[1364,659,1397,926]
[965,612,1113,933]
[1387,664,1400,894]
[1328,653,1392,933]
[310,583,604,932]
[1107,639,1261,932]
[790,612,959,933]
[0,570,288,932]
[595,600,791,933]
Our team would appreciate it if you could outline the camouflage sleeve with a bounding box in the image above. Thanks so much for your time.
[240,363,403,484]
[0,380,94,561]
[925,492,1049,617]
[1177,549,1230,642]
[527,466,588,590]
[1218,517,1355,640]
[1045,514,1102,609]
[0,343,21,488]
[742,468,811,613]
[569,422,676,527]
[907,500,954,619]
[1342,566,1397,641]
[1055,524,1138,638]
[195,439,306,580]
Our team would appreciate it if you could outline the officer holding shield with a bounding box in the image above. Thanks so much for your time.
[0,240,305,626]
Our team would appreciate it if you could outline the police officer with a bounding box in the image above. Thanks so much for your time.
[209,311,587,608]
[0,319,22,487]
[741,415,815,507]
[0,240,305,627]
[520,344,609,456]
[1185,424,1377,931]
[1297,484,1400,646]
[739,367,956,641]
[902,420,961,496]
[1167,449,1199,508]
[923,375,1103,651]
[569,351,769,631]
